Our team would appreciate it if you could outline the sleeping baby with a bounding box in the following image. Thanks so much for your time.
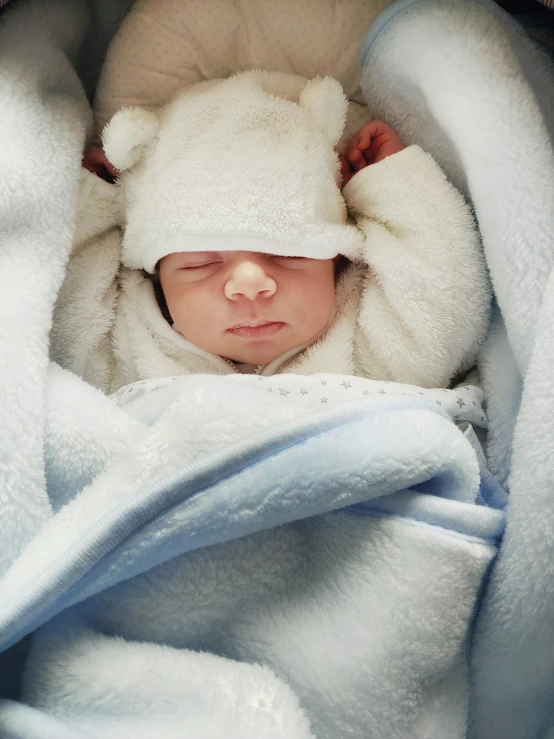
[54,70,490,392]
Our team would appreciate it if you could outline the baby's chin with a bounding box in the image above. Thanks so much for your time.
[223,346,288,367]
[223,338,306,367]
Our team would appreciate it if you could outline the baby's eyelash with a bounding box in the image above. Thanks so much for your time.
[181,262,218,270]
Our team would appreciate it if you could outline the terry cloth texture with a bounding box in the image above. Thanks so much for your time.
[102,71,364,271]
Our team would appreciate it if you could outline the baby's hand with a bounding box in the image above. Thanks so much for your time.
[82,147,118,182]
[340,121,404,187]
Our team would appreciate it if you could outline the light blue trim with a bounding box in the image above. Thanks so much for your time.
[359,0,530,69]
[349,489,505,543]
[477,466,508,510]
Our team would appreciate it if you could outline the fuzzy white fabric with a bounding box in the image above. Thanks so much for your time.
[54,120,489,391]
[25,622,316,739]
[102,71,364,271]
[472,270,554,739]
[357,1,554,737]
[0,0,91,575]
[360,0,554,483]
[360,0,554,380]
[92,0,392,137]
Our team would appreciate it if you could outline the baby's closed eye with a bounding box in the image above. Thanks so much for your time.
[180,260,220,270]
[175,252,222,270]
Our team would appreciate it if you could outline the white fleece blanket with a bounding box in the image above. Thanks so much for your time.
[3,0,552,737]
[359,2,554,738]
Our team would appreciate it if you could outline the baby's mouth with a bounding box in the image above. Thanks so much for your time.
[227,321,285,339]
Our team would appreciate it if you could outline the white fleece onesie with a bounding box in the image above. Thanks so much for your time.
[51,73,489,392]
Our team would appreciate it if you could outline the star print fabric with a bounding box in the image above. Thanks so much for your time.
[113,374,487,428]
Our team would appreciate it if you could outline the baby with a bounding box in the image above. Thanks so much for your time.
[54,71,489,392]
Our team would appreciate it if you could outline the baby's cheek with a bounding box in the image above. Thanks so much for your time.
[165,288,195,332]
[181,286,222,331]
[300,280,335,332]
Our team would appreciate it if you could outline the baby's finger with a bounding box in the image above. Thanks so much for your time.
[363,138,382,165]
[356,122,378,151]
[349,148,368,171]
[345,138,368,171]
[344,131,361,161]
[82,147,118,180]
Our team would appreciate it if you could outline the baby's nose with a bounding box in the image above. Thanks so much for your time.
[224,259,277,301]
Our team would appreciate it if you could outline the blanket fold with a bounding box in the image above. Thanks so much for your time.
[0,0,91,575]
[0,367,503,738]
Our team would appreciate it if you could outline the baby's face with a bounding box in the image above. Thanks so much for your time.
[158,251,336,366]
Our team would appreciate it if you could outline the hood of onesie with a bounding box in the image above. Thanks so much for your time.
[102,70,364,273]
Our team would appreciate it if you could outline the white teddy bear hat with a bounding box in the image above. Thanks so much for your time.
[102,70,363,273]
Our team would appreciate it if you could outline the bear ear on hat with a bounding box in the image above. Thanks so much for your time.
[299,77,348,148]
[102,107,160,172]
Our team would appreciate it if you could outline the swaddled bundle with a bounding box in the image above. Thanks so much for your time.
[13,0,554,737]
[54,69,489,393]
